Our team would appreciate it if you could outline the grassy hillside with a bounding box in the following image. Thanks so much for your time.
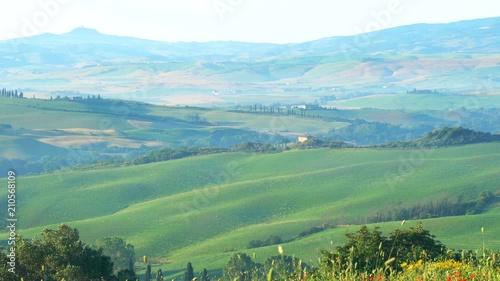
[1,143,498,276]
[0,96,346,142]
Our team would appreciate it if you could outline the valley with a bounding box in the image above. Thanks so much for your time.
[0,15,498,280]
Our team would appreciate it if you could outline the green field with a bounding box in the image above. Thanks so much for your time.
[1,143,498,276]
[0,136,67,160]
[325,94,500,110]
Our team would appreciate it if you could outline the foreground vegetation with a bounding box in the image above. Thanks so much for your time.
[0,225,136,281]
[174,223,500,281]
[2,224,499,281]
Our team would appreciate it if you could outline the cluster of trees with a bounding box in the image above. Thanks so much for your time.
[183,262,209,281]
[224,253,305,281]
[406,88,438,94]
[319,223,446,273]
[327,120,431,145]
[380,127,500,148]
[96,237,135,276]
[50,93,102,101]
[297,225,329,239]
[1,88,24,98]
[232,142,282,153]
[185,113,210,124]
[244,104,322,119]
[247,235,284,249]
[419,126,500,146]
[143,260,165,281]
[0,225,136,281]
[246,104,282,114]
[366,199,471,223]
[188,253,305,281]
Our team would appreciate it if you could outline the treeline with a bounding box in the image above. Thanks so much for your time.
[378,126,500,148]
[365,191,497,224]
[1,88,24,98]
[292,139,353,149]
[128,140,354,168]
[129,142,286,166]
[49,93,103,101]
[232,142,282,153]
[243,104,322,119]
[131,142,291,164]
[406,88,438,94]
[129,146,228,165]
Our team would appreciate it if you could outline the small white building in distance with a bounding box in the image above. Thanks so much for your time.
[298,135,309,143]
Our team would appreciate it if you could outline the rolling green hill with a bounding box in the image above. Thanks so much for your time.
[0,96,346,141]
[1,143,498,276]
[1,96,351,174]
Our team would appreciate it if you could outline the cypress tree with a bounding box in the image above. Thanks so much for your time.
[202,268,209,281]
[184,262,194,281]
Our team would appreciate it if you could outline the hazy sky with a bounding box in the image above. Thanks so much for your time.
[1,0,498,43]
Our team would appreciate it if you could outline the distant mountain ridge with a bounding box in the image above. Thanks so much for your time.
[0,17,498,104]
[3,17,498,63]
